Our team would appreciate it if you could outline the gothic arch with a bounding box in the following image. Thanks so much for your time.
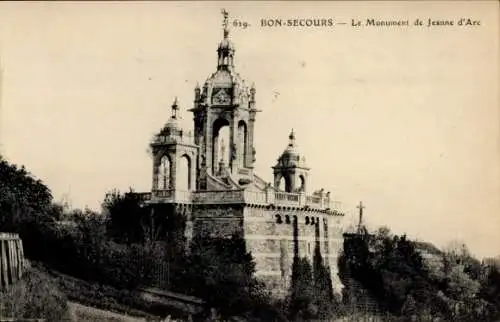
[298,175,306,192]
[212,117,230,173]
[178,153,192,191]
[158,154,171,190]
[237,120,248,167]
[275,173,291,192]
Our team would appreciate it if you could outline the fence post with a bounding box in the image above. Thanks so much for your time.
[0,233,26,290]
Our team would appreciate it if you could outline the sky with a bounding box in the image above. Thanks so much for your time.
[0,2,499,258]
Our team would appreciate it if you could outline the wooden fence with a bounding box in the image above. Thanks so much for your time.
[0,233,26,290]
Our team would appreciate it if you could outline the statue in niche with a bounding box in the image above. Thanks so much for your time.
[252,147,256,163]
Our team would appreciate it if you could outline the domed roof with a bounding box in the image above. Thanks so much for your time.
[206,69,244,89]
[276,130,308,168]
[163,115,179,131]
[283,130,299,155]
[159,97,182,135]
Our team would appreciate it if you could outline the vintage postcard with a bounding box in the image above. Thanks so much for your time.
[0,1,498,321]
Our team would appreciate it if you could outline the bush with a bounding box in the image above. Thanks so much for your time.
[0,266,71,321]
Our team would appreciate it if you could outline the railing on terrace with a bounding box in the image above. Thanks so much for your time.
[141,189,341,212]
[136,192,152,201]
[307,195,321,205]
[150,190,192,203]
[192,190,244,204]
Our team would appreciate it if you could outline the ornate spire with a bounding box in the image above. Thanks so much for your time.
[217,9,235,70]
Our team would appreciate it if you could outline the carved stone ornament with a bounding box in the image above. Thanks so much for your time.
[212,88,231,105]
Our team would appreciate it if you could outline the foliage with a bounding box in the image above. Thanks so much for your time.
[340,229,445,318]
[102,189,146,244]
[0,266,71,321]
[339,227,500,322]
[288,257,315,320]
[479,264,500,320]
[178,235,280,320]
[39,262,171,320]
[0,156,55,230]
[312,244,341,319]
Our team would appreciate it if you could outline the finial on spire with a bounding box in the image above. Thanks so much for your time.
[171,97,179,119]
[288,129,296,145]
[221,9,229,38]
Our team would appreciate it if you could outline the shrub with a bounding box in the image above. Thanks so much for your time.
[0,266,71,321]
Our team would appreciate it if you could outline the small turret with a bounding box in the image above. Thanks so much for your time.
[272,130,310,193]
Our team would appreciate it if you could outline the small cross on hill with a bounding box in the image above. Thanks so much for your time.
[356,201,365,234]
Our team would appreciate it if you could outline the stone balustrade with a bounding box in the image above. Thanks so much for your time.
[151,131,195,146]
[140,188,340,212]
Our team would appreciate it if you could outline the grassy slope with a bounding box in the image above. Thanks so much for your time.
[31,262,167,321]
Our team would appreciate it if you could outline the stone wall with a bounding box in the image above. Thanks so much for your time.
[192,205,244,239]
[243,206,344,297]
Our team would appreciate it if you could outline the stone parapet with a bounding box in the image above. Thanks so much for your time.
[138,189,342,213]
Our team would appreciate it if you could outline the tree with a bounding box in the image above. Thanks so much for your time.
[312,244,339,319]
[0,156,54,231]
[288,257,315,320]
[179,235,275,320]
[102,189,147,244]
[479,264,500,320]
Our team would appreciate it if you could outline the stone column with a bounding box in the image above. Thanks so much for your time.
[247,112,256,168]
[170,150,177,191]
[152,155,159,191]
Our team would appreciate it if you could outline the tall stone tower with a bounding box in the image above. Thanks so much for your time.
[150,98,198,193]
[136,9,346,298]
[189,10,259,190]
[273,129,310,193]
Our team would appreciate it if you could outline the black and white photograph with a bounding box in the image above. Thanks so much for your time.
[0,2,498,321]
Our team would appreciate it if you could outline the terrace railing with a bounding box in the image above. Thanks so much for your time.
[142,189,340,212]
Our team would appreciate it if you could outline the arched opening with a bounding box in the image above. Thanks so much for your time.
[178,154,191,191]
[212,118,230,174]
[275,214,282,224]
[278,175,292,192]
[278,176,286,191]
[298,175,306,192]
[158,155,170,190]
[237,120,248,168]
[285,215,291,224]
[305,216,310,225]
